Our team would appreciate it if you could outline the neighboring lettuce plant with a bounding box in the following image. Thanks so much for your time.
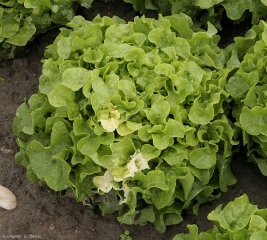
[13,14,238,232]
[225,20,267,177]
[0,0,92,58]
[123,0,267,28]
[173,194,267,239]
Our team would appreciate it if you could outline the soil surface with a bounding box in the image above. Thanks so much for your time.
[1,1,267,240]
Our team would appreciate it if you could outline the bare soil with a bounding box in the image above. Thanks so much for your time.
[1,1,267,240]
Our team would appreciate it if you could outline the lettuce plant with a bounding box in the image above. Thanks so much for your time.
[173,194,267,239]
[13,14,238,232]
[0,0,92,58]
[225,20,267,177]
[123,0,267,28]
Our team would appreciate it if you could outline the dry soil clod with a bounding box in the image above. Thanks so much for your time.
[0,184,17,210]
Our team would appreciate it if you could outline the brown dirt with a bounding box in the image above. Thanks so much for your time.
[1,1,267,240]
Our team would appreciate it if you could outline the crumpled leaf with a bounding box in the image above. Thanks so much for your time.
[23,121,73,191]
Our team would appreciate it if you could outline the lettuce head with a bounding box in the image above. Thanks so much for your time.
[13,14,238,232]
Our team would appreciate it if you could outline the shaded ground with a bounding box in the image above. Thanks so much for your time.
[1,1,267,239]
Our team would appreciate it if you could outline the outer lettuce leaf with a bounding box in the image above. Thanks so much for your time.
[13,14,237,232]
[222,0,267,22]
[123,0,158,14]
[208,194,257,231]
